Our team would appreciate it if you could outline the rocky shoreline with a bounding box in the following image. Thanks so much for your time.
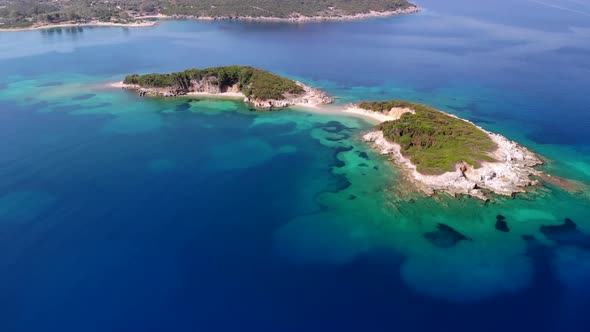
[114,80,334,110]
[360,109,547,201]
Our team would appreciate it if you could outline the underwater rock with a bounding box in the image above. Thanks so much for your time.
[175,103,191,111]
[331,146,354,168]
[540,218,590,248]
[495,215,510,232]
[321,121,349,134]
[541,218,577,235]
[358,151,370,160]
[348,195,357,200]
[424,223,471,248]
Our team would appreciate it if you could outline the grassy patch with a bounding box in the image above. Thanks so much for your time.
[360,100,497,175]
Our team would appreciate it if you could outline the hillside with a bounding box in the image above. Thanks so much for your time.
[0,0,417,28]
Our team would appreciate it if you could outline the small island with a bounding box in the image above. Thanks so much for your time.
[115,66,335,109]
[353,101,547,200]
[115,70,577,200]
[0,0,419,30]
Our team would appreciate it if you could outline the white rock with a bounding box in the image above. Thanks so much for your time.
[363,130,543,201]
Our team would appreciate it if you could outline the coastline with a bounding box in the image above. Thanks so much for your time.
[110,80,334,109]
[150,5,421,23]
[358,105,549,200]
[0,5,420,32]
[0,20,157,32]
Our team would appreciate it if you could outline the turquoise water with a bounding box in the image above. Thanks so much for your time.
[1,0,590,330]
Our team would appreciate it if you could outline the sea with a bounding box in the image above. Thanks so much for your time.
[1,0,589,331]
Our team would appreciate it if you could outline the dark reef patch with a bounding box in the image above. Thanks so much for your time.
[348,195,357,200]
[325,133,350,142]
[36,82,63,87]
[358,151,370,160]
[540,218,590,248]
[495,215,510,232]
[358,163,369,167]
[72,93,96,101]
[424,223,471,248]
[176,103,191,112]
[541,218,577,235]
[330,146,354,168]
[317,121,354,134]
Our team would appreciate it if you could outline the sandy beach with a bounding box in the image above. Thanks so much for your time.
[341,105,415,123]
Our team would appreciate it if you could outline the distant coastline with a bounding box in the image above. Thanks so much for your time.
[0,20,157,32]
[0,5,420,32]
[141,5,420,23]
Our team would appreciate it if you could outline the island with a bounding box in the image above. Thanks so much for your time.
[114,68,578,200]
[115,66,335,109]
[0,0,420,30]
[351,101,548,200]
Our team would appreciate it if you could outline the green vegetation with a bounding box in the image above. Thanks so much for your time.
[0,0,414,28]
[161,0,413,18]
[124,66,305,101]
[360,100,498,175]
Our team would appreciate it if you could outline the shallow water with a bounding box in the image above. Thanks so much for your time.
[1,0,590,331]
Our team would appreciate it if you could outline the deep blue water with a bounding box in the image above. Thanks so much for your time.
[1,0,590,331]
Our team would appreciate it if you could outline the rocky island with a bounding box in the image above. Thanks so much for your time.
[116,70,577,200]
[0,0,419,30]
[355,101,547,200]
[116,66,334,109]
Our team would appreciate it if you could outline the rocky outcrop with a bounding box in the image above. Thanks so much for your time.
[119,80,334,109]
[246,83,335,109]
[363,129,544,201]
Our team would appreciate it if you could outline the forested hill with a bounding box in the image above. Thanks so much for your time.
[0,0,416,28]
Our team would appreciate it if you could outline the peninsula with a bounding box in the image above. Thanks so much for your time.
[115,66,335,109]
[0,0,419,30]
[354,101,547,200]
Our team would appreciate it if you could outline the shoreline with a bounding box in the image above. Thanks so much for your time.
[149,6,421,23]
[342,105,415,123]
[0,20,157,32]
[358,105,549,200]
[0,6,420,32]
[110,80,334,109]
